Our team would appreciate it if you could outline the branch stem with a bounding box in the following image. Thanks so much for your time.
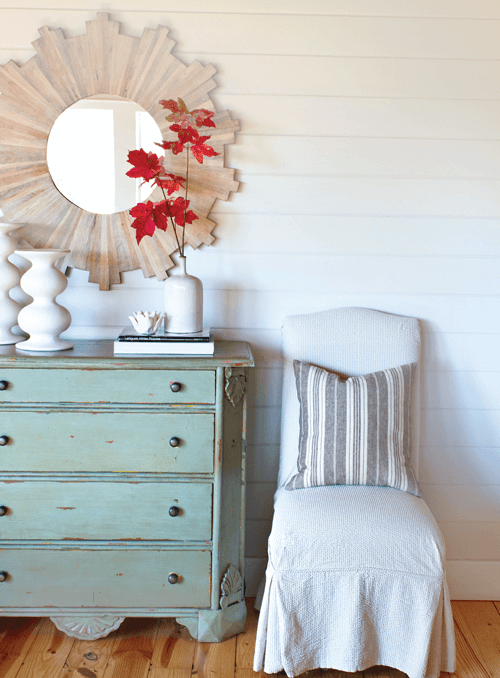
[159,183,182,255]
[183,145,190,257]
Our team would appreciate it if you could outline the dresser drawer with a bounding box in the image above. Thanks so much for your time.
[0,412,214,474]
[0,369,215,405]
[0,481,212,541]
[0,548,211,608]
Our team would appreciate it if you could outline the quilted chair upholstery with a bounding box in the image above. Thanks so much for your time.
[253,307,456,678]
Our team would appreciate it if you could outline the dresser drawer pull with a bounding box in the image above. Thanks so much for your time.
[0,436,9,446]
[169,506,180,517]
[0,571,7,582]
[0,381,8,391]
[0,506,7,516]
[170,382,182,392]
[169,437,180,448]
[168,573,179,584]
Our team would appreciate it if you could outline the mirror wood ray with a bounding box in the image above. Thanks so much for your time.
[0,13,239,290]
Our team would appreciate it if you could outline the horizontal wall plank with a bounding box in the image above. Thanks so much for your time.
[233,137,500,179]
[422,409,500,447]
[439,522,500,560]
[420,447,500,485]
[245,519,273,559]
[247,406,281,447]
[247,368,283,407]
[244,557,266,598]
[425,371,500,409]
[421,483,500,521]
[220,95,500,139]
[59,289,500,334]
[246,445,280,483]
[446,561,500,599]
[0,1,500,20]
[3,47,499,99]
[216,176,500,218]
[3,11,500,59]
[246,482,276,520]
[213,329,283,367]
[424,332,500,371]
[174,251,500,296]
[186,55,500,99]
[213,215,500,256]
[1,87,497,142]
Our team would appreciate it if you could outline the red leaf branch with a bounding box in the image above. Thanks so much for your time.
[126,97,219,252]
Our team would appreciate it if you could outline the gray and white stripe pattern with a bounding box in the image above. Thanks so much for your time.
[286,360,421,496]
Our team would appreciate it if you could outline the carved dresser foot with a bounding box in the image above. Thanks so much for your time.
[50,615,125,639]
[176,600,247,643]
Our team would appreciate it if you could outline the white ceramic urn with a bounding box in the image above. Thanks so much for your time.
[15,249,73,352]
[164,256,203,334]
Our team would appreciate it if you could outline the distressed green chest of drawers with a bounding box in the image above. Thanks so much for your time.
[0,340,254,641]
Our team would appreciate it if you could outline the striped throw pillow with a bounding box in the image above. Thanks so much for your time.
[286,360,421,496]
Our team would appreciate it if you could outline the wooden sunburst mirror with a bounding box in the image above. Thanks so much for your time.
[0,13,239,290]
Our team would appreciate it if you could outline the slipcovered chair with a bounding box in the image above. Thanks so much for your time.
[253,307,455,678]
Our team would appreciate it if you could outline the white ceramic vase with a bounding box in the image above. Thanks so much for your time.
[164,256,203,334]
[0,223,24,345]
[15,249,73,352]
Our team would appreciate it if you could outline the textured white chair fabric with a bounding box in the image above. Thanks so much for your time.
[253,307,456,678]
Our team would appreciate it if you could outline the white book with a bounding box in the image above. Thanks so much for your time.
[113,338,215,355]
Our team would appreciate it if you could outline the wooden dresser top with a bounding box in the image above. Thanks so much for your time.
[0,340,254,369]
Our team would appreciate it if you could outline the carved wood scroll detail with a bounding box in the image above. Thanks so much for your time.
[0,12,239,290]
[224,368,246,407]
[220,564,243,609]
[50,615,125,639]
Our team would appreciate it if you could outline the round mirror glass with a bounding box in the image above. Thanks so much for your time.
[47,96,164,215]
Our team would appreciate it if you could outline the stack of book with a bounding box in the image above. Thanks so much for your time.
[113,327,214,355]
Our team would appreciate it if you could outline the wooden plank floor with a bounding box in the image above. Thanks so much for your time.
[0,600,498,678]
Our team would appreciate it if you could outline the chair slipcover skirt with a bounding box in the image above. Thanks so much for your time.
[253,308,456,678]
[253,485,456,678]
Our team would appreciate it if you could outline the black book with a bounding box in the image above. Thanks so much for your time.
[117,327,211,342]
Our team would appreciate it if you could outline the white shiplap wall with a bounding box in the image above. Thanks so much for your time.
[2,0,500,599]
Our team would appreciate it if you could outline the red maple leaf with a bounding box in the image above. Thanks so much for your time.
[157,173,186,196]
[156,139,185,155]
[161,98,216,130]
[152,201,169,232]
[190,135,219,164]
[129,201,156,244]
[129,201,170,244]
[159,98,182,114]
[170,124,199,144]
[126,149,163,182]
[161,97,192,127]
[191,108,216,128]
[169,196,199,227]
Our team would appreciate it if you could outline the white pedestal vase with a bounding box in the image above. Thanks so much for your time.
[0,223,24,345]
[164,256,203,334]
[15,249,73,352]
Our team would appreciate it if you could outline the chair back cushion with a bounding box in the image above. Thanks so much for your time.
[278,307,421,489]
[285,359,421,496]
